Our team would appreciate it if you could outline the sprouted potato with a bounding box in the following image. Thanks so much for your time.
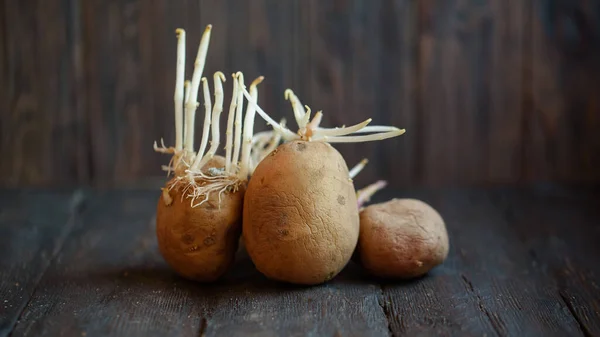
[153,25,269,282]
[238,86,406,285]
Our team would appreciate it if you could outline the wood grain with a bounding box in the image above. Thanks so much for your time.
[83,0,158,184]
[494,185,600,336]
[1,186,600,336]
[0,189,83,337]
[375,188,586,336]
[9,191,208,336]
[304,0,407,189]
[1,0,599,187]
[384,0,419,188]
[528,0,600,183]
[202,259,391,336]
[0,0,6,175]
[417,0,526,186]
[10,190,390,337]
[200,0,299,140]
[0,0,89,187]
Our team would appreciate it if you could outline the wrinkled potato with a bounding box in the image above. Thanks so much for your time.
[156,155,245,282]
[243,140,360,285]
[357,198,449,279]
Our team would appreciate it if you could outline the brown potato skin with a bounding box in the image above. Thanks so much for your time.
[155,155,245,282]
[243,140,360,285]
[357,198,449,279]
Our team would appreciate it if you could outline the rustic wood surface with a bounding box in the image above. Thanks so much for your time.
[0,185,598,336]
[1,0,599,188]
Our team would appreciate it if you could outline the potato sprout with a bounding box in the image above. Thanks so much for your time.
[240,87,406,144]
[154,24,270,282]
[347,158,389,209]
[241,82,407,285]
[154,25,265,208]
[348,159,449,280]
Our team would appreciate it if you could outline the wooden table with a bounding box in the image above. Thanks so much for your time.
[1,185,599,337]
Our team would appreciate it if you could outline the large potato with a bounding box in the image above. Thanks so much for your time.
[243,140,359,285]
[357,198,449,279]
[156,155,245,282]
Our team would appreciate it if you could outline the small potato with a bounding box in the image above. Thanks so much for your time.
[243,140,360,285]
[156,155,245,282]
[357,198,449,279]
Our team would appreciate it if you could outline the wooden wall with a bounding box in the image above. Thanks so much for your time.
[1,0,599,188]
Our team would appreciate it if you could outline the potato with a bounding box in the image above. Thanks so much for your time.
[243,140,360,285]
[153,25,279,283]
[156,155,245,282]
[357,198,449,279]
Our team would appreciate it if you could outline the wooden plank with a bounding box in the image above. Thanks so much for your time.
[376,187,586,336]
[10,190,204,336]
[0,0,6,157]
[0,0,89,187]
[304,1,390,186]
[494,185,600,336]
[417,0,529,186]
[375,189,498,336]
[83,0,158,185]
[381,273,499,336]
[377,0,418,188]
[202,258,390,336]
[528,0,600,182]
[304,0,414,188]
[82,0,215,185]
[2,1,599,188]
[12,190,390,336]
[246,0,297,136]
[0,189,83,336]
[6,186,599,335]
[486,0,530,184]
[197,0,298,138]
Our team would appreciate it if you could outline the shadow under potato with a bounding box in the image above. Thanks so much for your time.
[104,246,382,290]
[40,246,440,315]
[55,233,440,301]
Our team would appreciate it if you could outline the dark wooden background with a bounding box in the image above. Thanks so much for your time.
[1,0,599,189]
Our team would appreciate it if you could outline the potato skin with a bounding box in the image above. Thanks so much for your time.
[357,198,449,279]
[155,156,244,282]
[243,140,359,285]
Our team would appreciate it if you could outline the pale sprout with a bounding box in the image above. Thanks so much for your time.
[349,158,369,179]
[357,180,388,209]
[236,77,406,205]
[153,25,266,207]
[348,158,389,209]
[154,24,406,208]
[239,86,406,144]
[248,119,286,175]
